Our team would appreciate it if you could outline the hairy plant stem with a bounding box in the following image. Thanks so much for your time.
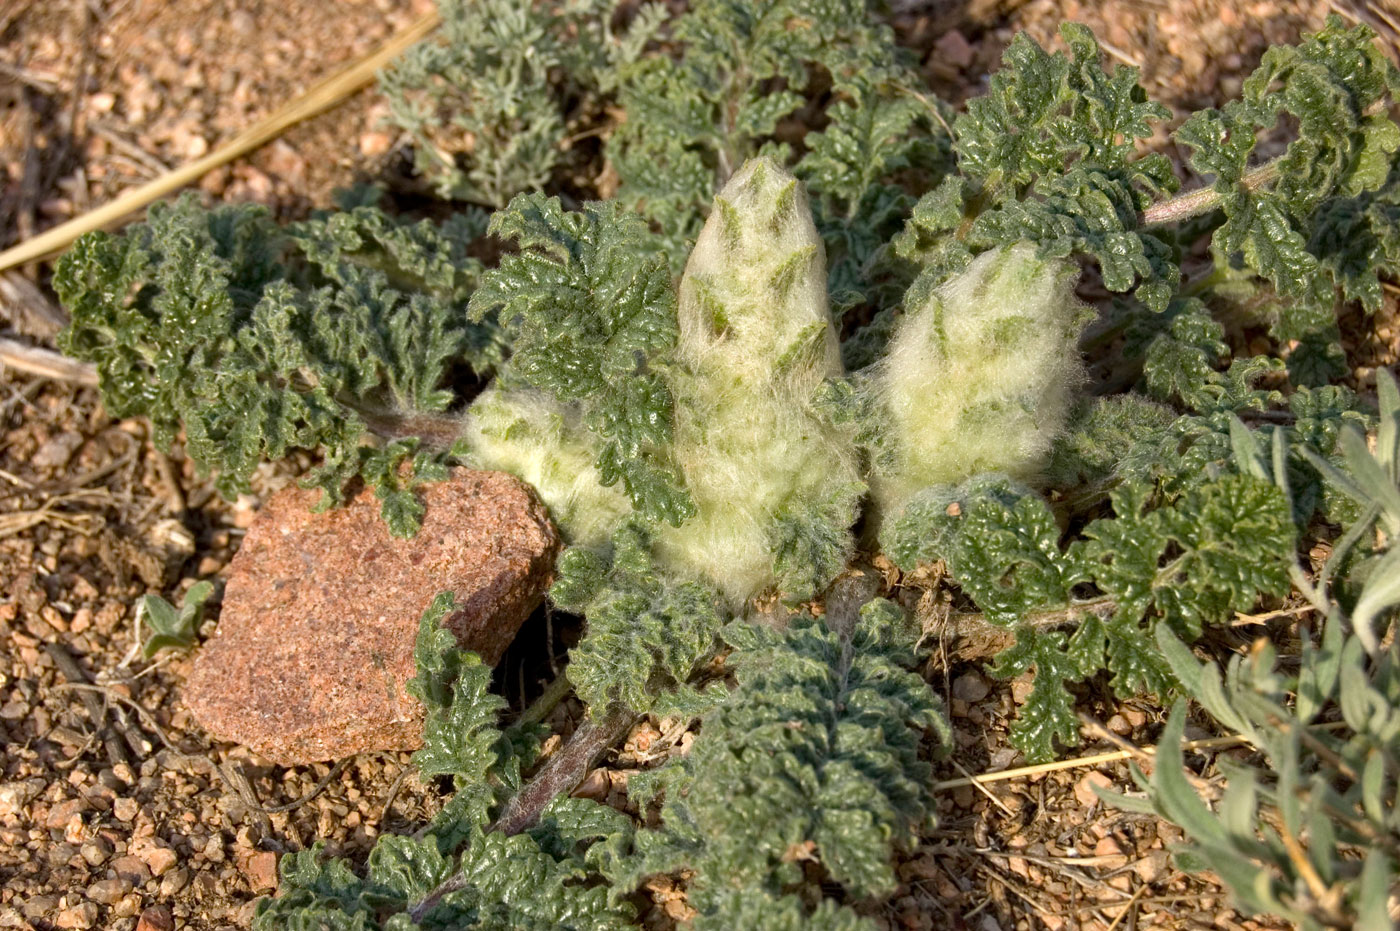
[354,404,462,448]
[1139,157,1283,227]
[922,598,1117,658]
[408,704,636,922]
[514,672,575,729]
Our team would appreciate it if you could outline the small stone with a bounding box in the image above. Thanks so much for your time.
[136,906,175,931]
[933,29,975,69]
[951,672,990,703]
[55,902,99,930]
[572,768,611,802]
[0,781,39,817]
[113,895,143,920]
[1074,771,1113,808]
[159,868,189,896]
[139,843,179,877]
[359,131,393,157]
[1093,836,1124,858]
[110,855,152,886]
[243,851,278,890]
[32,432,84,469]
[86,878,130,905]
[1106,714,1132,735]
[184,470,560,764]
[1134,848,1170,884]
[45,798,87,829]
[112,796,139,821]
[22,897,58,921]
[80,838,113,866]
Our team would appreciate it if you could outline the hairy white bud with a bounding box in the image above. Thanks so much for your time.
[654,157,864,607]
[459,384,632,549]
[867,243,1090,522]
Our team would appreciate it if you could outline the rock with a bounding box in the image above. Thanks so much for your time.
[0,781,39,818]
[21,897,58,922]
[1134,848,1170,884]
[80,838,113,866]
[112,796,139,822]
[86,878,130,905]
[242,850,278,890]
[933,29,975,69]
[109,855,152,887]
[55,902,99,930]
[32,432,84,469]
[137,842,178,877]
[359,131,393,157]
[183,469,560,764]
[136,906,175,931]
[1074,771,1114,808]
[951,672,990,703]
[158,868,189,897]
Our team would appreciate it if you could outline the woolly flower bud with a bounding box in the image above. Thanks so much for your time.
[459,384,631,548]
[652,157,864,608]
[867,243,1089,522]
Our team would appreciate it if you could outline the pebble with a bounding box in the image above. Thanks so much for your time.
[80,838,112,866]
[136,905,175,931]
[86,878,130,905]
[951,672,990,703]
[139,843,179,877]
[158,868,190,897]
[54,902,99,930]
[22,897,57,921]
[1073,771,1113,808]
[112,797,139,822]
[109,856,151,887]
[359,131,393,156]
[243,851,279,890]
[0,782,40,818]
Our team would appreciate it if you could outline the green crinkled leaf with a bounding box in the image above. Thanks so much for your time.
[378,0,612,207]
[618,601,947,921]
[1074,478,1292,643]
[950,24,1179,307]
[1142,300,1283,414]
[405,592,510,838]
[884,477,1072,625]
[608,0,922,268]
[992,619,1106,762]
[1176,17,1400,310]
[470,194,694,526]
[558,525,725,714]
[56,194,495,537]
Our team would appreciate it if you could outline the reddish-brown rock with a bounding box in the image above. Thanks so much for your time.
[183,469,559,765]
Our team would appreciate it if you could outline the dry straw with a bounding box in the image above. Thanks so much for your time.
[0,10,442,274]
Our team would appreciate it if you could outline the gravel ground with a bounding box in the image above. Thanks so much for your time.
[1,1,1397,929]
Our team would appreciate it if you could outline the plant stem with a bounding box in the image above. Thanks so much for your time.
[408,704,636,921]
[515,672,574,729]
[1139,157,1283,227]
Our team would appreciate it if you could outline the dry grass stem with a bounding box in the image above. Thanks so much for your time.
[0,10,442,273]
[0,337,98,386]
[933,721,1350,792]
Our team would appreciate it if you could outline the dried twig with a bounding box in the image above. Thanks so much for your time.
[932,721,1351,791]
[409,705,636,922]
[44,642,139,768]
[0,271,68,337]
[0,336,97,386]
[0,10,442,273]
